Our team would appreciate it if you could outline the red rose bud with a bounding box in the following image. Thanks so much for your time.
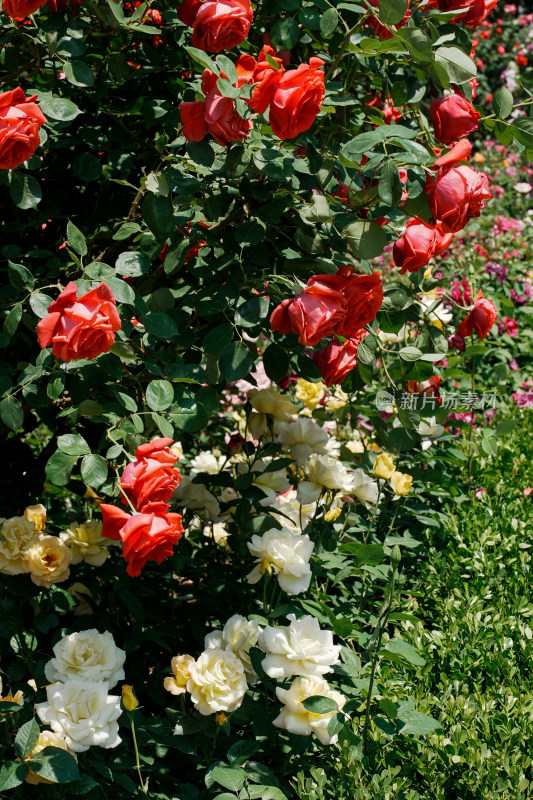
[37,282,121,363]
[393,219,454,274]
[448,332,466,351]
[227,432,246,454]
[101,503,184,577]
[178,0,252,54]
[0,87,46,170]
[269,58,325,141]
[457,291,497,340]
[313,331,368,387]
[120,438,182,511]
[270,268,383,346]
[429,91,480,145]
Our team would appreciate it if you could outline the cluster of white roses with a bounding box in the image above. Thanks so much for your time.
[165,613,346,746]
[36,629,125,753]
[0,504,115,588]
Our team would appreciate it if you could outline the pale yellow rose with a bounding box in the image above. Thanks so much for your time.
[390,471,413,496]
[0,516,36,575]
[294,379,325,410]
[325,389,348,410]
[187,649,248,715]
[26,732,76,785]
[324,507,342,522]
[170,441,184,460]
[373,453,396,480]
[423,264,433,280]
[248,388,297,438]
[60,520,114,567]
[24,504,46,531]
[121,685,138,711]
[25,535,72,588]
[164,655,195,696]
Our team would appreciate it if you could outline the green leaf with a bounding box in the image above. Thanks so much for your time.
[39,96,82,122]
[64,60,94,87]
[203,323,234,354]
[3,303,22,338]
[343,220,387,259]
[45,450,77,486]
[271,18,300,49]
[218,341,254,382]
[146,379,174,411]
[142,194,174,241]
[9,173,42,210]
[80,454,108,488]
[184,46,219,74]
[302,695,338,714]
[397,708,442,736]
[379,0,408,25]
[495,418,517,436]
[57,434,91,456]
[28,747,80,783]
[379,159,403,205]
[510,117,533,148]
[234,220,266,247]
[435,46,477,84]
[209,766,246,792]
[320,7,338,36]
[492,86,513,120]
[29,292,51,318]
[381,638,425,666]
[14,718,41,759]
[216,54,238,84]
[144,312,178,338]
[263,343,290,382]
[235,296,269,328]
[0,761,28,791]
[398,28,433,63]
[67,221,88,256]
[115,251,150,277]
[0,396,23,430]
[399,346,422,361]
[8,261,34,291]
[105,277,135,305]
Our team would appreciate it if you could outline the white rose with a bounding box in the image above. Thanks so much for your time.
[205,615,261,681]
[268,490,316,536]
[60,521,115,567]
[297,454,353,504]
[190,452,225,475]
[36,680,122,753]
[249,460,291,504]
[273,675,346,745]
[259,614,340,679]
[248,388,297,438]
[377,325,407,344]
[247,527,314,595]
[419,291,452,329]
[44,629,126,688]
[187,649,247,715]
[417,417,445,450]
[350,469,379,508]
[0,516,36,575]
[173,476,220,519]
[274,419,330,465]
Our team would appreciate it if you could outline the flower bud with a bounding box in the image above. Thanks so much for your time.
[227,433,245,455]
[391,545,401,566]
[122,684,138,711]
[24,504,46,531]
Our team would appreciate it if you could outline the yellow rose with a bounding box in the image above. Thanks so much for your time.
[248,388,297,438]
[390,471,413,496]
[24,504,46,531]
[0,516,36,575]
[122,685,139,711]
[25,535,72,587]
[373,453,396,480]
[60,520,114,567]
[295,379,325,410]
[25,732,75,784]
[325,389,348,410]
[423,263,433,280]
[366,442,382,454]
[324,507,342,522]
[164,655,195,696]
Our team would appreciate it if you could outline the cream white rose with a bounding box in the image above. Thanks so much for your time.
[259,614,340,679]
[268,490,316,536]
[36,680,122,753]
[187,648,247,715]
[297,454,353,504]
[273,675,346,745]
[60,520,115,567]
[205,615,261,681]
[247,527,314,595]
[248,388,297,438]
[24,504,47,531]
[44,629,126,688]
[0,516,36,575]
[274,419,330,465]
[173,476,220,519]
[164,654,195,696]
[190,451,225,475]
[25,535,72,587]
[350,469,379,508]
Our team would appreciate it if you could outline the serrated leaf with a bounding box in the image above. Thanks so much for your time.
[302,695,338,714]
[57,434,91,456]
[80,454,108,488]
[67,220,88,256]
[14,718,41,759]
[320,7,338,36]
[28,747,80,783]
[0,396,23,430]
[146,379,174,411]
[45,450,77,486]
[0,761,28,791]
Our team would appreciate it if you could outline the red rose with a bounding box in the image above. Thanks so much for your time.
[269,58,325,140]
[101,503,184,577]
[430,91,480,145]
[503,316,518,336]
[1,0,46,17]
[0,88,46,170]
[235,46,285,114]
[180,101,208,141]
[406,376,442,403]
[270,275,346,346]
[364,0,410,38]
[271,268,383,346]
[427,0,496,25]
[179,0,253,53]
[313,332,368,386]
[429,160,491,233]
[37,282,121,363]
[120,438,182,511]
[393,219,454,273]
[204,86,252,145]
[457,291,497,339]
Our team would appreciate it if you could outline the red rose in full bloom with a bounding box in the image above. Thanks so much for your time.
[180,67,252,145]
[426,0,496,25]
[100,503,184,577]
[0,88,46,170]
[269,58,325,140]
[2,0,46,17]
[178,0,253,53]
[120,438,182,511]
[37,282,121,363]
[313,332,368,386]
[457,290,497,339]
[180,101,208,141]
[430,91,480,144]
[393,219,454,273]
[364,0,410,38]
[270,267,383,346]
[235,46,285,113]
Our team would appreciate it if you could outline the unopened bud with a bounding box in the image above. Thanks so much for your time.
[227,433,245,455]
[391,545,401,566]
[122,685,138,711]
